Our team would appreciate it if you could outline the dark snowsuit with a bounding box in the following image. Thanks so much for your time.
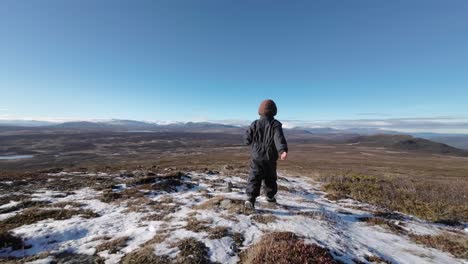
[244,116,288,202]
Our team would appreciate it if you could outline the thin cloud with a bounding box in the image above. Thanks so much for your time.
[355,112,393,117]
[212,117,468,131]
[264,117,468,134]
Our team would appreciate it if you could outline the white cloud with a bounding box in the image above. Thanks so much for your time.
[213,117,468,134]
[209,119,251,127]
[282,117,468,134]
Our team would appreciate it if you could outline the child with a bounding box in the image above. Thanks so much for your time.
[244,99,288,209]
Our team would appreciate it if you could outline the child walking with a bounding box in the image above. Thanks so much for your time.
[244,99,288,209]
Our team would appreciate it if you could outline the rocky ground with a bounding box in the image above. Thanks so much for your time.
[0,169,466,264]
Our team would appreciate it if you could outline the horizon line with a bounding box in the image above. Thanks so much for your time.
[1,116,468,135]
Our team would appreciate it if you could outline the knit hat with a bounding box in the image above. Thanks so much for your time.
[258,99,277,117]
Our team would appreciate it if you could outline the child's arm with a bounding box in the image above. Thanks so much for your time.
[273,123,288,159]
[244,121,255,146]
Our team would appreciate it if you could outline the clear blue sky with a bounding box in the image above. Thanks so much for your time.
[1,0,467,127]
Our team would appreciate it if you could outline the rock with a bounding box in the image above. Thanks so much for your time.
[220,199,233,209]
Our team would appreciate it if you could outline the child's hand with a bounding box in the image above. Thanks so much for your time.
[280,152,288,161]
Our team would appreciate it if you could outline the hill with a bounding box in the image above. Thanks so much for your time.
[418,134,468,150]
[348,134,468,156]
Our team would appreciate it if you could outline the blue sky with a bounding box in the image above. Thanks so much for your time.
[1,1,468,132]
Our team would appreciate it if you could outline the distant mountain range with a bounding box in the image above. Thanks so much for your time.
[0,119,245,134]
[0,119,56,127]
[1,119,468,150]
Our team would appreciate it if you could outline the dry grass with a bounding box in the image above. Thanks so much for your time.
[101,188,146,204]
[0,252,52,264]
[185,217,212,233]
[232,232,245,251]
[141,200,179,221]
[194,196,225,210]
[121,247,170,264]
[126,172,193,193]
[152,178,189,193]
[95,236,130,254]
[357,217,407,234]
[321,173,468,223]
[128,176,160,185]
[409,232,468,259]
[0,208,98,232]
[1,253,81,264]
[120,188,146,198]
[0,199,51,214]
[251,214,277,224]
[49,201,83,208]
[295,210,331,221]
[240,232,337,264]
[120,233,171,264]
[174,238,210,264]
[149,200,180,212]
[208,226,230,239]
[0,194,30,207]
[158,195,174,204]
[364,255,392,264]
[142,233,170,247]
[124,197,153,213]
[145,200,179,219]
[207,227,244,253]
[142,213,167,222]
[277,184,290,192]
[99,190,123,203]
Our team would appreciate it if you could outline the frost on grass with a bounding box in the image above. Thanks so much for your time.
[0,170,466,264]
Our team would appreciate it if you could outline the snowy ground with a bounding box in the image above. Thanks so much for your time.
[0,170,466,264]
